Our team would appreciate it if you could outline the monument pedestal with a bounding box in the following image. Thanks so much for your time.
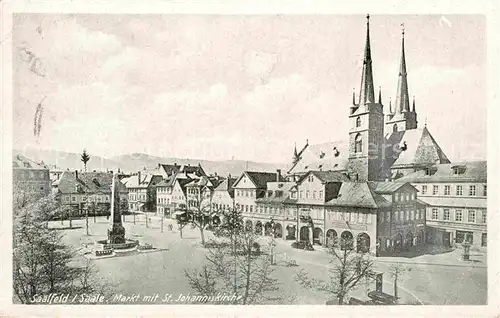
[108,223,126,244]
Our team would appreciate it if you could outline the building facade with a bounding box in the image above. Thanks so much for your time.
[52,171,128,215]
[122,172,162,212]
[211,176,237,212]
[13,154,51,201]
[399,161,487,249]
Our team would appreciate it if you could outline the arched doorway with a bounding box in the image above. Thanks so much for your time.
[255,221,263,235]
[326,229,337,247]
[356,233,371,254]
[313,227,323,245]
[245,220,253,232]
[340,231,354,250]
[286,225,296,240]
[300,226,310,242]
[406,232,413,250]
[274,223,283,238]
[394,233,403,252]
[264,222,273,236]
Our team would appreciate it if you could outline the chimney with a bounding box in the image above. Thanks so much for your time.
[138,171,141,184]
[276,169,281,182]
[75,170,78,180]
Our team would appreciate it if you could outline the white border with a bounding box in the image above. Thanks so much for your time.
[1,0,499,317]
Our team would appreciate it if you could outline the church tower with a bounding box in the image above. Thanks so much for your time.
[347,15,385,182]
[385,25,418,134]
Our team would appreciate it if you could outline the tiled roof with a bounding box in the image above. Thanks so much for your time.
[417,196,486,209]
[368,181,417,194]
[385,127,451,169]
[297,170,349,184]
[255,182,296,204]
[56,171,127,194]
[12,154,48,170]
[158,163,181,176]
[397,161,487,183]
[288,141,348,174]
[245,171,281,189]
[122,174,161,189]
[326,182,391,208]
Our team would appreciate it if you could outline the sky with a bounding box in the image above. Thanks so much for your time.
[13,14,487,163]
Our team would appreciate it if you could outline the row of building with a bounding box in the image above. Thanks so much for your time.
[12,16,487,253]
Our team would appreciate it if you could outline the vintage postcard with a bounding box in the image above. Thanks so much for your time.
[1,0,499,317]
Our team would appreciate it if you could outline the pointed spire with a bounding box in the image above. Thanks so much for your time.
[378,86,382,104]
[395,23,410,114]
[389,97,393,114]
[293,142,298,157]
[352,88,356,105]
[358,14,375,105]
[412,95,416,112]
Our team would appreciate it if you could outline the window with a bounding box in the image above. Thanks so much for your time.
[366,214,372,224]
[395,211,399,221]
[245,205,248,212]
[306,191,310,199]
[400,211,404,222]
[308,175,314,182]
[482,233,487,247]
[468,210,476,223]
[443,209,450,221]
[444,185,450,195]
[410,210,414,220]
[299,191,303,199]
[355,133,362,153]
[432,209,438,220]
[469,185,476,196]
[405,194,410,201]
[421,185,427,195]
[72,196,76,202]
[483,185,487,196]
[482,211,487,223]
[291,191,297,199]
[393,123,398,133]
[358,212,363,223]
[432,185,438,195]
[356,116,361,127]
[313,191,316,199]
[319,191,323,199]
[455,210,462,222]
[456,185,463,196]
[385,211,390,222]
[65,196,70,202]
[250,205,253,213]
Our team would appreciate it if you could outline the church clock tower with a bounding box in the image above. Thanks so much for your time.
[347,15,385,182]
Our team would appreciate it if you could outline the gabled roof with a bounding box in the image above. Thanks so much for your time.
[368,181,417,194]
[234,171,280,189]
[214,177,237,197]
[398,161,487,183]
[122,174,161,189]
[288,141,349,175]
[297,170,349,184]
[12,154,48,170]
[56,171,127,194]
[385,127,451,169]
[158,163,181,176]
[326,182,391,209]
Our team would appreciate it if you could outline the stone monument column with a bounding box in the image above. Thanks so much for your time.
[108,173,126,244]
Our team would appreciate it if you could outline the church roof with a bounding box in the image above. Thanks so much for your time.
[385,126,450,169]
[12,154,48,170]
[287,141,349,175]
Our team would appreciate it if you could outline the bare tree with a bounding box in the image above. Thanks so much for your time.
[174,194,213,246]
[295,237,375,305]
[184,208,281,304]
[388,263,408,301]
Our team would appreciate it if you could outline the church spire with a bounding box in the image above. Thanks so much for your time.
[389,97,393,114]
[395,23,410,114]
[378,86,382,104]
[412,95,416,112]
[358,14,375,105]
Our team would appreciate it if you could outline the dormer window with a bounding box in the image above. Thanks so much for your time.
[452,165,466,175]
[393,124,398,133]
[356,116,361,127]
[267,190,273,197]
